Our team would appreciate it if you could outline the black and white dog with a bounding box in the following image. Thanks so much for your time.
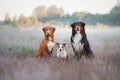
[70,22,94,60]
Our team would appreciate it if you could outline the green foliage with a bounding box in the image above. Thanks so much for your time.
[1,4,120,27]
[38,4,120,26]
[2,20,17,27]
[110,5,120,14]
[82,5,120,26]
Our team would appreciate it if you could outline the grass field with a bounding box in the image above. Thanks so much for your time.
[0,27,120,80]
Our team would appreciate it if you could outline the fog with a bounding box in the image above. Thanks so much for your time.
[0,27,120,80]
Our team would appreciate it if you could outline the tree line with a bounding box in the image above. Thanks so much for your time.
[1,4,120,27]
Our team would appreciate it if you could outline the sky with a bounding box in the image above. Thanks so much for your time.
[0,0,117,20]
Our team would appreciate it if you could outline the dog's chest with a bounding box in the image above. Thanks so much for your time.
[73,34,83,50]
[57,50,67,58]
[47,41,55,51]
[74,34,82,43]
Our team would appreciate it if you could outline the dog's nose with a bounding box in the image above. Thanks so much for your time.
[46,31,51,36]
[59,49,62,51]
[46,32,50,35]
[77,27,79,31]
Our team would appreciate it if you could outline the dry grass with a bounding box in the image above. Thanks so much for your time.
[0,27,120,80]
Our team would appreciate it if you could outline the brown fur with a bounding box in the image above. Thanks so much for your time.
[36,26,56,58]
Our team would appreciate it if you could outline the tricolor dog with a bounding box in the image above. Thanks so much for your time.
[70,22,94,60]
[36,26,56,58]
[56,43,69,61]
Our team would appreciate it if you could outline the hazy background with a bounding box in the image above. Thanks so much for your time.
[0,0,120,80]
[0,0,120,27]
[0,0,117,19]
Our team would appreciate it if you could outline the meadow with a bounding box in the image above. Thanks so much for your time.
[0,26,120,80]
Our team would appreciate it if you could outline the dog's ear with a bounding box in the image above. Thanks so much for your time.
[71,23,75,28]
[42,27,46,33]
[52,27,56,33]
[79,22,85,27]
[63,43,66,47]
[56,42,60,47]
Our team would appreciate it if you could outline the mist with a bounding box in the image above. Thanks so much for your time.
[0,27,120,80]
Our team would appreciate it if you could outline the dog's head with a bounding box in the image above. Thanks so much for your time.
[71,22,85,36]
[42,26,56,37]
[56,43,66,52]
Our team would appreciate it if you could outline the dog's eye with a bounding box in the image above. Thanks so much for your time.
[74,27,76,29]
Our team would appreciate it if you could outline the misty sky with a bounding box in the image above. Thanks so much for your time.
[0,0,117,20]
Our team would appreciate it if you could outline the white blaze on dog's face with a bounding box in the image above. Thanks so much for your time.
[56,43,66,52]
[74,25,84,35]
[76,26,80,34]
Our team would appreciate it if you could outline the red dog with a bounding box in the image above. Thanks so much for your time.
[36,26,56,58]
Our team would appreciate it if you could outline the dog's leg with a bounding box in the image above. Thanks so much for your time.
[84,39,94,59]
[48,48,53,57]
[35,50,43,58]
[74,51,80,60]
[79,53,82,59]
[62,55,69,61]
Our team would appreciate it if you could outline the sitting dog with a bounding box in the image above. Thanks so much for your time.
[70,22,94,60]
[36,26,56,58]
[56,43,69,61]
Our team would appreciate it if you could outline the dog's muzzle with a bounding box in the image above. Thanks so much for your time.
[59,49,62,52]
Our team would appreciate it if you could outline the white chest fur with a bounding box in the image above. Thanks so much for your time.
[57,50,67,58]
[73,33,83,50]
[74,33,82,43]
[47,41,55,51]
[47,37,55,51]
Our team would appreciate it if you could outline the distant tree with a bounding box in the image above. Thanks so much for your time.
[110,5,120,14]
[83,13,95,25]
[109,5,120,26]
[47,5,58,16]
[10,16,17,27]
[33,6,47,18]
[4,13,11,24]
[70,12,86,24]
[11,4,120,27]
[2,13,17,26]
[57,8,64,17]
[17,14,27,26]
[74,12,85,19]
[12,16,17,23]
[30,16,41,26]
[117,0,120,6]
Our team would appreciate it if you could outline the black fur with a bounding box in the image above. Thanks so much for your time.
[70,22,94,60]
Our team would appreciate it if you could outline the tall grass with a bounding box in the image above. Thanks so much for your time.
[0,27,120,80]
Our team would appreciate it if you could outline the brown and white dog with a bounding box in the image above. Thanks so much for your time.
[36,26,56,58]
[70,22,94,60]
[56,43,69,61]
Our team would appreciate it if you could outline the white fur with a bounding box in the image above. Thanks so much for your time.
[73,33,83,50]
[57,49,67,58]
[57,45,68,59]
[47,37,55,51]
